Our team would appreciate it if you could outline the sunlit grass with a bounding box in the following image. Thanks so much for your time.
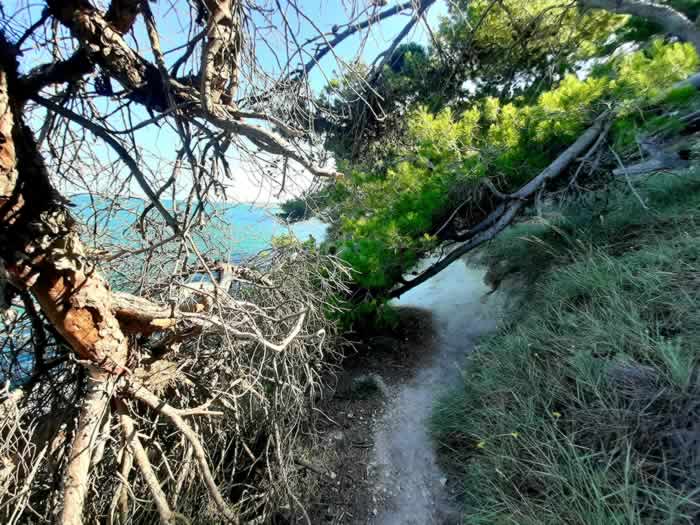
[432,169,700,523]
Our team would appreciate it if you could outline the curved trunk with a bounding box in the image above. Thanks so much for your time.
[0,44,129,524]
[580,0,700,54]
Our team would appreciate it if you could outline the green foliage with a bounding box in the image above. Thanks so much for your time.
[276,198,309,222]
[616,39,700,99]
[276,187,335,222]
[609,42,700,150]
[270,232,317,250]
[317,44,451,162]
[440,0,626,102]
[334,296,401,332]
[432,170,700,523]
[319,0,695,168]
[327,40,699,300]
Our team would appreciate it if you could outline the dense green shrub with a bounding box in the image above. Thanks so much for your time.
[327,40,699,297]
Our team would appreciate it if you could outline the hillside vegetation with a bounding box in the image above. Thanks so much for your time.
[303,2,700,520]
[432,169,700,523]
[8,1,700,523]
[317,37,700,324]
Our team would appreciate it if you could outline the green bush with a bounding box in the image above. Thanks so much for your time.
[328,40,700,299]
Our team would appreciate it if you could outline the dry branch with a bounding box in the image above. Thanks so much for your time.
[61,373,114,525]
[126,383,240,523]
[116,399,175,524]
[0,0,387,521]
[389,112,612,298]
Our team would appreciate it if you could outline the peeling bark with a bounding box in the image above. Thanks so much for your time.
[0,44,129,374]
[0,38,131,524]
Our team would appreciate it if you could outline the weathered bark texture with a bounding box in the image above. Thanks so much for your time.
[0,0,391,521]
[200,0,244,108]
[580,0,700,54]
[105,0,142,34]
[0,41,129,523]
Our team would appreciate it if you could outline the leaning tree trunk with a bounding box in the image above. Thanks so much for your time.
[0,43,129,525]
[579,0,700,54]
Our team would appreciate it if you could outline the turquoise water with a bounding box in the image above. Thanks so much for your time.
[72,195,328,261]
[217,203,328,260]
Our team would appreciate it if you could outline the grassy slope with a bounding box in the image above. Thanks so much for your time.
[431,169,700,524]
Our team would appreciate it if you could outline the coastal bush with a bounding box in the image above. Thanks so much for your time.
[326,40,699,301]
[440,0,626,102]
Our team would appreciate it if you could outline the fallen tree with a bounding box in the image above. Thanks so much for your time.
[389,88,700,299]
[306,0,700,308]
[388,112,614,298]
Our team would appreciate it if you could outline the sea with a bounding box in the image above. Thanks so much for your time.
[71,194,328,261]
[215,203,328,260]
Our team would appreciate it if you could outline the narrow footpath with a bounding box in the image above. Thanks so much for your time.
[369,260,501,524]
[305,259,502,524]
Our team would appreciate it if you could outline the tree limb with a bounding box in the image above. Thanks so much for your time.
[388,113,611,298]
[61,373,114,525]
[125,383,240,524]
[579,0,700,54]
[31,95,182,234]
[116,399,175,524]
[46,0,339,178]
[300,0,434,77]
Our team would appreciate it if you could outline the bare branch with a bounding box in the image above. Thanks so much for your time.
[389,112,612,298]
[579,0,700,54]
[126,383,240,524]
[61,373,113,525]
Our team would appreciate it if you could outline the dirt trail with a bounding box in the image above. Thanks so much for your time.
[368,259,501,524]
[303,259,501,524]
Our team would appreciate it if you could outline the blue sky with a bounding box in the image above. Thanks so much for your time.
[6,0,448,203]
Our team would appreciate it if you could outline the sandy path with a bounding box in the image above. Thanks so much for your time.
[368,260,501,524]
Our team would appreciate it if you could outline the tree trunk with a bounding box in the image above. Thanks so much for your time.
[0,42,129,524]
[580,0,700,54]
